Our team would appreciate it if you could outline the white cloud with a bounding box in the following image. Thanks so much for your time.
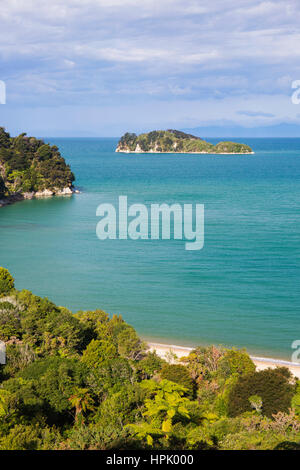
[1,0,300,68]
[1,0,300,131]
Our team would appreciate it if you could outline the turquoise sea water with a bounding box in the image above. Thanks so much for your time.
[0,137,299,360]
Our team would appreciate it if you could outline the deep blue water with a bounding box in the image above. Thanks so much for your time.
[0,137,299,360]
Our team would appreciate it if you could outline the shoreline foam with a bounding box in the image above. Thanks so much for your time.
[147,341,300,379]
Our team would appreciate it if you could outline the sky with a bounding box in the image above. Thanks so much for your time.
[0,0,300,136]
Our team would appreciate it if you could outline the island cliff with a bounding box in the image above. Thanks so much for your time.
[0,127,76,207]
[116,129,253,154]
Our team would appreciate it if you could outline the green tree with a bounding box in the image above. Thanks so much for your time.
[117,327,146,360]
[17,291,86,355]
[218,349,256,378]
[2,356,89,424]
[87,357,135,396]
[0,127,10,149]
[0,424,41,450]
[81,339,117,368]
[160,364,194,397]
[291,381,300,417]
[0,267,15,297]
[0,302,21,341]
[69,387,94,422]
[75,309,110,343]
[127,380,193,446]
[36,144,52,161]
[94,384,145,430]
[2,342,35,377]
[228,368,295,418]
[0,389,12,418]
[137,351,165,379]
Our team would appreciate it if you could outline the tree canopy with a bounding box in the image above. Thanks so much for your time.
[0,268,299,450]
[0,127,74,196]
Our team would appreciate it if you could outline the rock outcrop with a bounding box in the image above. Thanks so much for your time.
[0,127,76,208]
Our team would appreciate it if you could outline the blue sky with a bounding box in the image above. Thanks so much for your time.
[0,0,300,136]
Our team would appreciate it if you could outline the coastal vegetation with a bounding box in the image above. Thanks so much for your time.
[116,130,253,154]
[0,127,74,205]
[0,268,299,450]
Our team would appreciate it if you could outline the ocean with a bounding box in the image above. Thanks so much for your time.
[0,137,299,360]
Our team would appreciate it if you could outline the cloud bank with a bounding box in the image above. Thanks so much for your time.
[0,0,300,135]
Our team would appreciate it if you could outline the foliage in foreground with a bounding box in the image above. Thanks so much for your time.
[0,268,299,450]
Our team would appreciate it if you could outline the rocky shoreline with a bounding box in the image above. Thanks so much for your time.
[0,187,79,208]
[116,147,255,155]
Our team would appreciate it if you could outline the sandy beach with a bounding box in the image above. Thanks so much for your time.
[148,342,300,379]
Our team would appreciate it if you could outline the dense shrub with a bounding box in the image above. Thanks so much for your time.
[81,339,118,368]
[137,351,165,379]
[228,368,295,418]
[291,381,300,417]
[0,302,21,340]
[0,267,15,297]
[116,326,146,360]
[0,128,10,148]
[217,349,256,378]
[160,364,194,396]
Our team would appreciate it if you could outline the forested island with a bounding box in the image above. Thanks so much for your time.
[116,130,254,154]
[0,267,299,450]
[0,127,75,207]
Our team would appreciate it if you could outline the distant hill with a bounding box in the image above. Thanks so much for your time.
[116,130,253,154]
